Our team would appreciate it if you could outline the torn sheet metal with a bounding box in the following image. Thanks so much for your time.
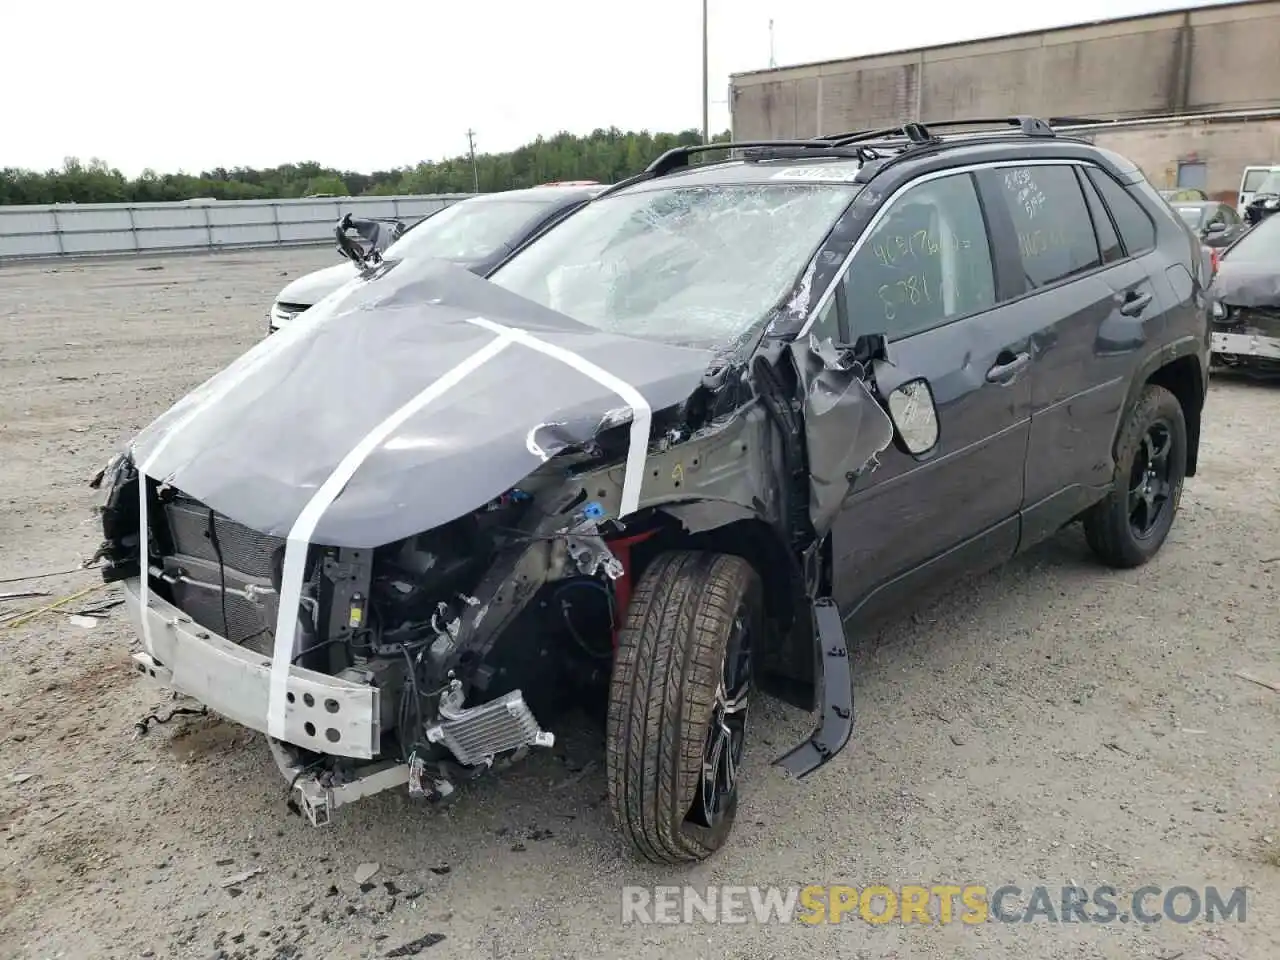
[790,339,895,536]
[128,258,716,548]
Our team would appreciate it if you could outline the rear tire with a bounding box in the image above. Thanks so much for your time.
[1083,384,1187,569]
[606,551,761,864]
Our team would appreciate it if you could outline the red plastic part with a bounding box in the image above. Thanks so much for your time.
[606,529,660,649]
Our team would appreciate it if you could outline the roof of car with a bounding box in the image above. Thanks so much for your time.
[464,185,605,204]
[602,119,1143,198]
[620,156,865,192]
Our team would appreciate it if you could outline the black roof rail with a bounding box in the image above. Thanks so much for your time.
[645,139,873,177]
[1047,116,1108,126]
[738,144,884,163]
[821,115,1057,147]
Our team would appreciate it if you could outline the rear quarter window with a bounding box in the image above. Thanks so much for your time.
[1085,168,1156,257]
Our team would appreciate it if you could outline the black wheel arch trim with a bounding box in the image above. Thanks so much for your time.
[1111,335,1207,479]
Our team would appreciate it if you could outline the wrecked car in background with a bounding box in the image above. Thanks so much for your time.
[1210,209,1280,372]
[94,116,1208,865]
[268,185,604,332]
[1244,171,1280,226]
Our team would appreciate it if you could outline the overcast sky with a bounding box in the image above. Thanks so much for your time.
[7,0,1238,176]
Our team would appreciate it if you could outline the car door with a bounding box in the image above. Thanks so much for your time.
[803,169,1033,622]
[972,161,1165,544]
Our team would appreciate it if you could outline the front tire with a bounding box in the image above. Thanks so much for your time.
[606,551,761,864]
[1083,383,1187,568]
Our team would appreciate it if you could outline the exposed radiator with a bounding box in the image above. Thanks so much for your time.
[159,492,297,653]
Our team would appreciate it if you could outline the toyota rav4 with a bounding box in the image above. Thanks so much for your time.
[93,116,1209,865]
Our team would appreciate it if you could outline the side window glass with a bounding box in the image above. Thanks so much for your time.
[985,165,1101,287]
[842,173,995,341]
[1086,168,1156,256]
[1077,169,1123,264]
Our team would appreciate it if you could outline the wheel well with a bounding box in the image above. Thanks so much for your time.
[1147,355,1204,477]
[634,515,816,711]
[661,518,800,635]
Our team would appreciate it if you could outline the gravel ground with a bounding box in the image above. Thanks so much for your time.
[1,249,1278,960]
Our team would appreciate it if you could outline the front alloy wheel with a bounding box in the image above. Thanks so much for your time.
[606,551,763,864]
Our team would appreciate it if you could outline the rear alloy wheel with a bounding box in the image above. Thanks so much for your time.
[606,551,761,864]
[1083,384,1187,568]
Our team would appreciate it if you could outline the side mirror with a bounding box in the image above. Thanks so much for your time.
[885,378,940,456]
[1206,220,1227,234]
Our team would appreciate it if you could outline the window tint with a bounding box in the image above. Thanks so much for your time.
[1086,168,1156,256]
[1079,170,1123,264]
[840,173,995,341]
[984,165,1100,288]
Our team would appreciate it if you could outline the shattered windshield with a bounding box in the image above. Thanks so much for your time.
[385,197,554,263]
[1223,210,1280,264]
[488,182,858,347]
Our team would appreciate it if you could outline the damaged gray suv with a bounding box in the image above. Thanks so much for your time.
[93,116,1209,865]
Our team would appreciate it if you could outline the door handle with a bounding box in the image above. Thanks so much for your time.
[1119,292,1153,317]
[986,351,1030,384]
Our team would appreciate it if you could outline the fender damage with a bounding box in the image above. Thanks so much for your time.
[94,256,894,821]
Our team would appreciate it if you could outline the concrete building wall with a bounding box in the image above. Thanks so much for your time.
[731,1,1280,139]
[1086,118,1280,200]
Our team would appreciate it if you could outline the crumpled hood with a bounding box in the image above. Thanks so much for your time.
[1212,260,1280,309]
[275,260,361,309]
[130,258,717,547]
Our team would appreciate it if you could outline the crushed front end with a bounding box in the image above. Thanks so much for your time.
[1212,301,1280,371]
[98,452,646,822]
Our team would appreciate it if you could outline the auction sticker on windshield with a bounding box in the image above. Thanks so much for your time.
[770,166,861,182]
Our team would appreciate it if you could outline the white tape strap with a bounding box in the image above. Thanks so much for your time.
[463,316,652,516]
[134,309,650,751]
[135,338,294,655]
[266,331,514,738]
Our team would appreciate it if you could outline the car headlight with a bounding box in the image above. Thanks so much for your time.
[269,302,306,328]
[1264,197,1280,210]
[1211,300,1227,320]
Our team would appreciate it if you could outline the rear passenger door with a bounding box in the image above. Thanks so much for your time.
[809,170,1033,619]
[973,161,1164,545]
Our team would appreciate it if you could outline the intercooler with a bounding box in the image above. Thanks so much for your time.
[159,493,289,657]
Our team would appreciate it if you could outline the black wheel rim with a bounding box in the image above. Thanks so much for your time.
[1128,419,1175,539]
[687,611,752,831]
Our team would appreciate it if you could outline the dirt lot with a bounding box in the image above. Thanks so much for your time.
[1,248,1278,960]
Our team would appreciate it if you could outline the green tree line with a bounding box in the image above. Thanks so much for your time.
[0,128,732,205]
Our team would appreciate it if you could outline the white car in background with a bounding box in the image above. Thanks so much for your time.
[267,184,604,332]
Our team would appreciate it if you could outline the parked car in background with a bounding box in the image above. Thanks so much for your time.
[1159,187,1208,203]
[1172,201,1248,248]
[1239,164,1280,218]
[1210,210,1280,372]
[1243,171,1280,226]
[267,183,605,332]
[95,115,1209,865]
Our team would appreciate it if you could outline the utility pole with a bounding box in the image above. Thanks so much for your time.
[465,129,479,193]
[769,19,776,68]
[701,0,710,143]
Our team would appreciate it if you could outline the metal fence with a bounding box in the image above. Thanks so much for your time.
[0,194,475,261]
